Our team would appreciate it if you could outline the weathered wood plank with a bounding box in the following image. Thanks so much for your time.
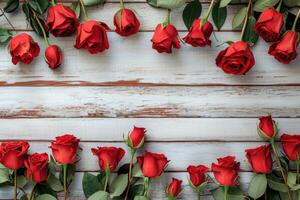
[0,86,299,118]
[0,118,298,141]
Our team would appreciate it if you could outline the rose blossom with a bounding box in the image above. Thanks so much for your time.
[128,126,146,149]
[167,178,182,198]
[280,134,300,161]
[25,153,49,183]
[187,165,209,187]
[45,45,62,69]
[114,8,140,36]
[258,115,277,139]
[245,144,272,174]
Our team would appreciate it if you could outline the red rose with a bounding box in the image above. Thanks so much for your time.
[254,8,283,42]
[216,41,255,75]
[245,145,272,174]
[167,178,182,198]
[50,134,80,165]
[280,134,300,161]
[91,146,125,171]
[268,31,298,64]
[114,8,140,36]
[151,24,181,53]
[258,115,277,139]
[74,20,110,54]
[183,19,213,47]
[137,151,169,178]
[129,126,146,149]
[9,33,40,65]
[45,45,62,69]
[187,165,209,187]
[24,153,49,183]
[0,141,29,170]
[46,4,78,37]
[211,156,240,186]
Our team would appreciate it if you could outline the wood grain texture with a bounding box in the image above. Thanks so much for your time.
[0,118,298,141]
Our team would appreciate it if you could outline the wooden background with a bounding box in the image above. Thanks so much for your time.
[1,1,300,199]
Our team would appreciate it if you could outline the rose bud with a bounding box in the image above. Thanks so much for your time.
[127,126,146,149]
[216,41,255,75]
[74,20,110,54]
[280,134,300,161]
[46,4,78,37]
[114,8,140,36]
[137,151,169,178]
[257,115,278,140]
[268,31,298,64]
[183,19,213,47]
[45,45,62,69]
[50,134,80,165]
[167,178,182,198]
[254,8,284,42]
[24,153,49,183]
[187,165,209,187]
[0,141,29,170]
[211,156,240,186]
[9,33,40,65]
[151,24,181,53]
[91,146,125,171]
[245,145,272,174]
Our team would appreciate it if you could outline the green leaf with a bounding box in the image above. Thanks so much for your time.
[48,156,59,175]
[128,184,144,200]
[212,187,244,200]
[69,2,81,18]
[27,0,49,14]
[242,16,259,46]
[134,196,149,200]
[4,0,19,13]
[110,174,128,198]
[219,0,231,8]
[88,191,109,200]
[267,174,289,192]
[36,194,57,200]
[17,175,27,188]
[47,174,63,192]
[248,174,267,199]
[83,0,106,6]
[212,3,227,30]
[232,7,247,29]
[287,172,297,187]
[147,0,185,9]
[132,163,144,178]
[0,168,10,184]
[254,0,280,12]
[82,172,104,198]
[182,0,202,30]
[283,0,300,7]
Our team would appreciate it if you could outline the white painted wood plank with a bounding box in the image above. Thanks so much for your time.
[0,118,298,141]
[0,32,299,86]
[0,172,253,199]
[0,3,242,31]
[0,86,299,118]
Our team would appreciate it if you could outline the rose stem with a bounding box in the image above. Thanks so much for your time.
[292,8,300,32]
[120,0,124,8]
[240,0,252,41]
[276,0,282,12]
[29,184,36,200]
[14,170,17,200]
[104,165,111,192]
[270,139,292,200]
[124,148,136,200]
[163,9,171,26]
[197,190,201,200]
[201,0,214,26]
[223,186,229,200]
[79,0,89,22]
[51,0,56,6]
[33,12,50,47]
[143,177,150,197]
[63,164,68,200]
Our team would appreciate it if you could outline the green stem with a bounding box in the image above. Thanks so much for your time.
[124,148,136,200]
[63,164,68,200]
[104,166,111,192]
[33,12,50,47]
[276,0,282,12]
[292,9,300,32]
[14,170,17,200]
[198,190,201,200]
[143,177,150,197]
[51,0,56,6]
[120,0,124,8]
[163,9,171,26]
[240,0,252,41]
[79,0,89,22]
[29,184,36,200]
[201,0,215,25]
[270,139,292,200]
[224,186,229,200]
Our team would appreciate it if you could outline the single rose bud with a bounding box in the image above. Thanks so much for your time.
[167,178,182,198]
[187,165,209,188]
[74,20,110,54]
[24,153,49,183]
[151,24,181,53]
[46,4,79,37]
[137,151,169,178]
[50,134,80,165]
[127,126,146,149]
[280,134,300,161]
[114,8,140,36]
[183,19,213,47]
[45,45,62,69]
[211,156,240,186]
[268,31,298,64]
[91,146,125,171]
[0,141,29,170]
[216,41,255,75]
[9,33,40,65]
[254,7,284,42]
[245,144,272,174]
[257,115,278,140]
